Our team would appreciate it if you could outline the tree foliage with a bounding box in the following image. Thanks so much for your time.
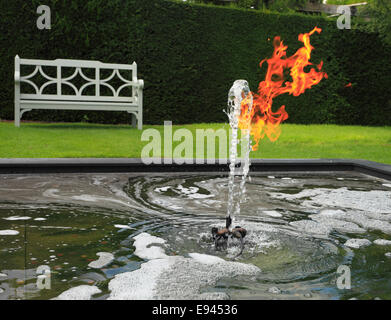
[358,0,391,47]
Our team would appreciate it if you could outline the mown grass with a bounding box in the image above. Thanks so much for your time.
[0,121,390,164]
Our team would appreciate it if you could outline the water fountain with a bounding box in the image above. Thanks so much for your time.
[212,80,252,253]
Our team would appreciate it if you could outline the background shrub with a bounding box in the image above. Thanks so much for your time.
[0,0,389,125]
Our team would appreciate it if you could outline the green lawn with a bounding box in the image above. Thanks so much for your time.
[0,121,390,164]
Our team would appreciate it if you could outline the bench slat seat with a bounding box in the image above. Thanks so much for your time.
[20,100,140,111]
[14,56,143,129]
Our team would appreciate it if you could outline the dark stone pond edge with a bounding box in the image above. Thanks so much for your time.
[0,158,390,181]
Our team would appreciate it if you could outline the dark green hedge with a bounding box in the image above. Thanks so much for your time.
[0,0,390,125]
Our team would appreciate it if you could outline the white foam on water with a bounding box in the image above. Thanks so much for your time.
[309,215,366,234]
[0,273,7,278]
[175,185,213,199]
[187,193,213,199]
[42,188,60,198]
[344,238,372,249]
[109,254,260,300]
[40,226,72,230]
[268,286,282,294]
[385,252,391,258]
[0,230,19,236]
[382,184,391,188]
[71,194,133,209]
[133,232,168,260]
[3,216,31,221]
[313,209,391,235]
[271,187,391,214]
[88,252,114,269]
[108,232,261,300]
[188,253,225,265]
[154,186,171,193]
[235,219,279,233]
[290,220,332,236]
[202,199,221,207]
[263,210,283,218]
[72,195,97,202]
[54,285,101,300]
[313,209,346,217]
[198,292,230,300]
[168,205,183,210]
[108,258,173,300]
[272,188,391,235]
[114,224,132,230]
[157,255,260,300]
[92,176,105,186]
[34,218,46,221]
[177,185,198,194]
[374,239,391,246]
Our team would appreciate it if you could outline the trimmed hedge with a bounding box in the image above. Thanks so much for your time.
[0,0,390,125]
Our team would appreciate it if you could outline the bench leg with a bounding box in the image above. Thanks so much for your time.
[131,113,137,128]
[138,89,143,130]
[15,103,20,127]
[137,111,142,130]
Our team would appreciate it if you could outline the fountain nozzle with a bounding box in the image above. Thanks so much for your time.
[211,216,247,254]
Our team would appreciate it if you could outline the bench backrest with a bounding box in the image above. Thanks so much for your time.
[15,56,139,103]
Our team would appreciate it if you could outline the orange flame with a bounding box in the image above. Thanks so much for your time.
[239,27,328,151]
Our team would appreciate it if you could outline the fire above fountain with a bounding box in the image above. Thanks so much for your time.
[213,27,328,253]
[238,26,328,151]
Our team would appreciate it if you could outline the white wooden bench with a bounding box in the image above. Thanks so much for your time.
[14,55,144,129]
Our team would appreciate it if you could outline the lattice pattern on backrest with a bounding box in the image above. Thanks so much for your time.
[17,58,138,102]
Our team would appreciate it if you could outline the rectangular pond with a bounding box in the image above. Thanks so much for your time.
[0,170,390,300]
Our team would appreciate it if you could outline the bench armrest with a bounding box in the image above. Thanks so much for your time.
[135,79,144,89]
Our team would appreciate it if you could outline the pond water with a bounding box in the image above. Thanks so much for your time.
[0,172,390,300]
